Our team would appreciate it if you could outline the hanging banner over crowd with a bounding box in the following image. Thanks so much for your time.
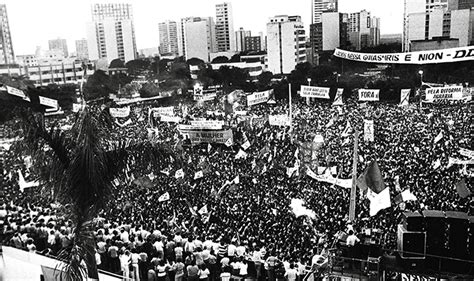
[38,96,59,109]
[109,107,130,118]
[425,86,464,101]
[247,89,273,106]
[400,89,410,106]
[189,120,224,130]
[178,129,233,144]
[333,46,474,64]
[358,89,380,101]
[333,88,344,105]
[300,86,330,99]
[269,115,291,126]
[364,120,374,142]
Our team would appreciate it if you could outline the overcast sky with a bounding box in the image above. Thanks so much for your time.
[5,0,403,55]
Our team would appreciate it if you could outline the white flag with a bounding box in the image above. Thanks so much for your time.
[158,192,170,202]
[434,131,443,144]
[399,89,410,106]
[18,170,39,192]
[175,169,184,179]
[432,159,441,170]
[401,189,417,202]
[235,149,248,159]
[198,205,208,215]
[194,171,203,180]
[241,140,251,150]
[208,143,212,153]
[225,138,233,147]
[367,187,391,216]
[232,175,240,185]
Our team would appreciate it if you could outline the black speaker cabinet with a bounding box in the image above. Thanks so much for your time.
[445,211,469,259]
[397,224,426,259]
[403,211,423,231]
[422,210,447,256]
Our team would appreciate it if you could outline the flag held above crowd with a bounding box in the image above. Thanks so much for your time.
[357,160,386,193]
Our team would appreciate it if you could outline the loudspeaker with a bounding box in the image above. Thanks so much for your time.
[397,224,426,259]
[403,211,423,231]
[445,211,469,259]
[469,216,474,260]
[422,210,447,256]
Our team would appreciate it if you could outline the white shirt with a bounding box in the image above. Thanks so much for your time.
[227,244,237,256]
[346,234,360,246]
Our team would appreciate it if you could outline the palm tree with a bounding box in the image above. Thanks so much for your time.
[21,106,168,280]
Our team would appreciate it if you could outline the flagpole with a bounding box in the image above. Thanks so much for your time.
[349,129,359,221]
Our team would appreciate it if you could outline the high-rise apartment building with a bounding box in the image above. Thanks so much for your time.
[86,3,137,63]
[215,2,235,52]
[402,0,474,51]
[348,10,380,50]
[48,38,69,57]
[407,8,474,50]
[181,17,217,62]
[267,15,306,74]
[312,0,338,23]
[321,12,349,51]
[75,39,89,60]
[244,36,262,52]
[235,28,251,52]
[0,5,15,64]
[159,20,179,55]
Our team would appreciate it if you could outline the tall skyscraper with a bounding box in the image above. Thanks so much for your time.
[402,0,474,51]
[312,0,338,24]
[181,17,217,62]
[215,2,235,52]
[0,4,15,64]
[75,39,89,60]
[48,38,69,57]
[235,28,251,52]
[86,3,137,63]
[159,20,179,55]
[348,10,380,50]
[267,15,306,74]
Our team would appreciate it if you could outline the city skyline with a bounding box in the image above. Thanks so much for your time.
[4,0,403,56]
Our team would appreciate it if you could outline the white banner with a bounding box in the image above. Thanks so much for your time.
[160,115,182,123]
[152,106,174,117]
[300,86,330,99]
[364,120,374,142]
[358,89,380,101]
[425,86,464,101]
[38,96,58,109]
[178,129,233,144]
[459,148,474,159]
[247,89,273,106]
[109,107,130,118]
[333,88,344,105]
[189,120,224,129]
[193,84,203,96]
[334,46,474,64]
[269,115,290,126]
[5,85,26,99]
[306,169,352,188]
[400,89,410,106]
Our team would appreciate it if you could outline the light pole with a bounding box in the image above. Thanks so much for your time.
[306,78,311,105]
[418,70,424,110]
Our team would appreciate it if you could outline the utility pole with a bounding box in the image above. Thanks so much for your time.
[349,129,359,221]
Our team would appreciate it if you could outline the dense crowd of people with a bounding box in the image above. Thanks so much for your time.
[0,90,472,280]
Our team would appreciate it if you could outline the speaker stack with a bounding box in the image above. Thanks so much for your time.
[444,211,470,273]
[398,211,426,271]
[470,216,474,260]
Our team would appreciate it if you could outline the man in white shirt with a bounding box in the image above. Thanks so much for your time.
[346,230,360,246]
